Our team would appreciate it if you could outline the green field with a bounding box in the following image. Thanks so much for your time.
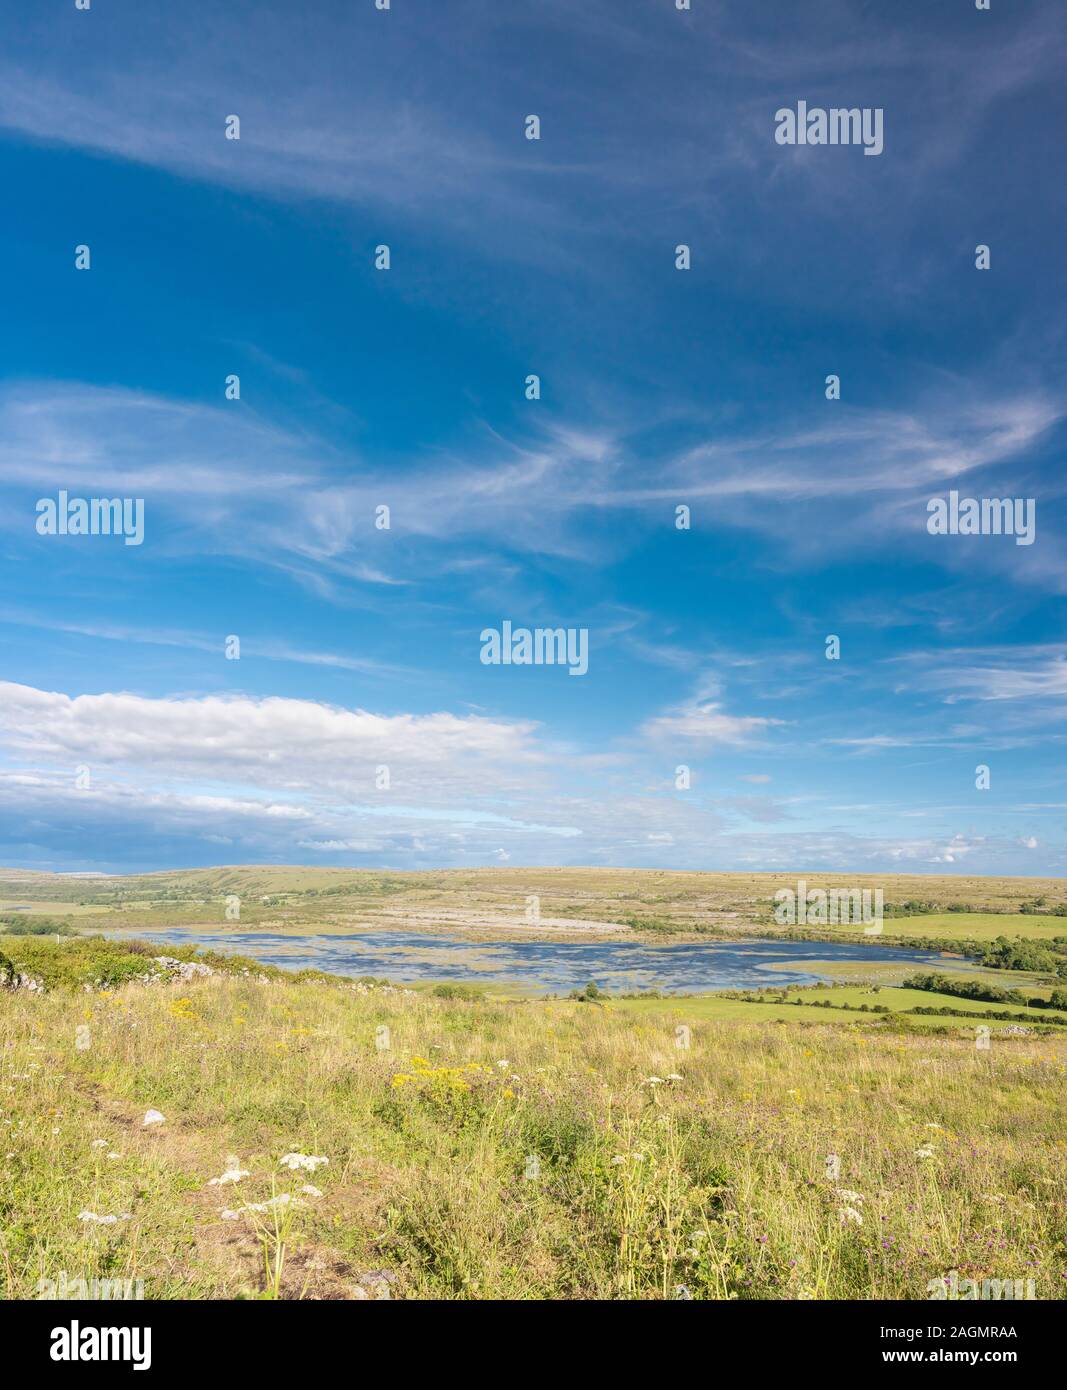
[609,989,1065,1034]
[778,957,1054,991]
[786,984,1058,1018]
[1,934,1064,1301]
[865,912,1067,943]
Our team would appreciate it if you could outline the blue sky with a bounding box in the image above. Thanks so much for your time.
[0,0,1065,875]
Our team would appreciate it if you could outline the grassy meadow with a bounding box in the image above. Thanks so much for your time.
[3,867,1066,1301]
[2,935,1065,1301]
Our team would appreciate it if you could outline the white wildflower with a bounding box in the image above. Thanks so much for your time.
[244,1193,298,1213]
[207,1168,250,1187]
[278,1152,328,1172]
[78,1210,131,1225]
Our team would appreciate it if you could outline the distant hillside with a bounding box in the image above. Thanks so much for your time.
[0,865,1064,942]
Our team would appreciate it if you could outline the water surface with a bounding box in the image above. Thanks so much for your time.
[126,929,947,994]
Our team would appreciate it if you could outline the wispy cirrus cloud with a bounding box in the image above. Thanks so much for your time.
[3,0,1062,267]
[641,675,784,747]
[5,377,1061,599]
[897,646,1067,705]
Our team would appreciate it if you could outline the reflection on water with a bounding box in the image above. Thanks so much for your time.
[124,929,946,994]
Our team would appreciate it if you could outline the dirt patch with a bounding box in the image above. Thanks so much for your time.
[74,1080,396,1299]
[374,907,631,935]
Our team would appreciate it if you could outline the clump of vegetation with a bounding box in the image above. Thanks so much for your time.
[621,916,720,935]
[903,971,1064,1008]
[431,983,483,1001]
[881,899,987,917]
[0,914,78,936]
[0,935,285,992]
[568,980,606,1002]
[980,937,1067,977]
[1019,898,1067,916]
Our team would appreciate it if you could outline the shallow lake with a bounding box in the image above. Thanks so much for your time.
[125,930,949,994]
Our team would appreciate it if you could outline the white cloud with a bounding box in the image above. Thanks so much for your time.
[642,699,783,746]
[0,681,544,804]
[931,650,1067,703]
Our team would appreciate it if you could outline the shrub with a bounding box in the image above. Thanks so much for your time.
[0,914,78,936]
[432,983,483,1001]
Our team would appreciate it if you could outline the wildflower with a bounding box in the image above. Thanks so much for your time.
[279,1152,329,1173]
[840,1206,864,1226]
[914,1146,935,1159]
[496,1059,509,1069]
[207,1167,250,1186]
[301,1184,323,1198]
[91,1139,108,1149]
[835,1189,865,1204]
[245,1193,298,1213]
[142,1109,165,1127]
[646,1076,664,1085]
[666,1073,684,1082]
